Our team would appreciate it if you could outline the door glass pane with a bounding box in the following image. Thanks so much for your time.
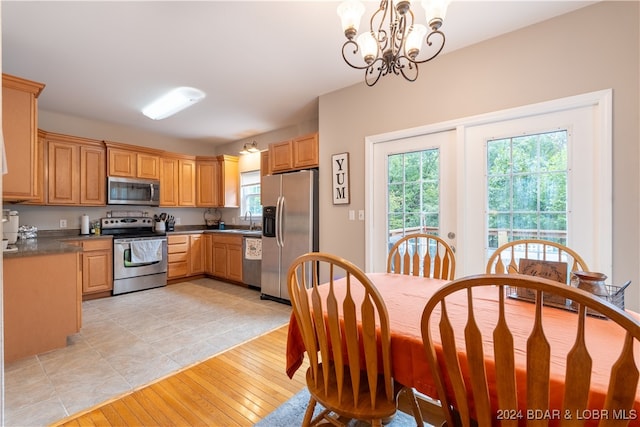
[486,130,568,258]
[387,148,440,250]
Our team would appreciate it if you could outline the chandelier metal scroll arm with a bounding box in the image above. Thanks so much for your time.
[364,57,386,87]
[342,39,375,70]
[397,56,419,82]
[410,30,446,65]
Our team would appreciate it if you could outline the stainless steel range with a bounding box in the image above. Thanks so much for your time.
[101,215,167,295]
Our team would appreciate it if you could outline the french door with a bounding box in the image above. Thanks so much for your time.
[365,90,611,278]
[370,130,457,273]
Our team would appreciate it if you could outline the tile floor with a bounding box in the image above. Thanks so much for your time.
[4,279,292,427]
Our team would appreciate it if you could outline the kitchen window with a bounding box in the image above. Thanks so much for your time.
[241,170,262,219]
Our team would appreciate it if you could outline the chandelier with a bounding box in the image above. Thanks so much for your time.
[337,0,450,86]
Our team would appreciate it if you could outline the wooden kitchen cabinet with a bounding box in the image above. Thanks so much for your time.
[24,131,47,205]
[260,150,270,204]
[195,157,218,207]
[189,234,204,275]
[210,233,243,283]
[159,153,196,207]
[269,140,293,173]
[4,251,81,362]
[44,131,106,206]
[178,158,196,206]
[204,234,214,275]
[105,141,160,180]
[196,155,239,208]
[269,132,318,173]
[137,152,160,179]
[67,238,113,298]
[159,156,179,206]
[80,144,107,205]
[2,73,46,202]
[167,234,189,279]
[168,233,205,280]
[217,155,239,208]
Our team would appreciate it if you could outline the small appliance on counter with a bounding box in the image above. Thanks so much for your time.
[2,210,19,251]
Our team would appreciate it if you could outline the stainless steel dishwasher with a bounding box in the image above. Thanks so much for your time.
[242,235,262,289]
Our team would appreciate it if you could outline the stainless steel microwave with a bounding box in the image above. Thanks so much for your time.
[107,177,160,206]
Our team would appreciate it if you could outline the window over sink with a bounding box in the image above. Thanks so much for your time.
[240,170,262,221]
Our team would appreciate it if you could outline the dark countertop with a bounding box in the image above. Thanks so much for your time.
[168,228,262,237]
[3,232,112,258]
[1,226,263,258]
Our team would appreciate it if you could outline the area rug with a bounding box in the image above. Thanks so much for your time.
[255,388,419,426]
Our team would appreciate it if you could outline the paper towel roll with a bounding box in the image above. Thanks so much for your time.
[81,214,90,235]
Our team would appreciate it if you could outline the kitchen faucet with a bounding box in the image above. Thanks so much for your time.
[244,211,254,230]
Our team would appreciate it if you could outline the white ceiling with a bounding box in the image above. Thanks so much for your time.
[2,1,597,146]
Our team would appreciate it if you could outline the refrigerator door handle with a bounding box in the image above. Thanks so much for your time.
[277,195,285,248]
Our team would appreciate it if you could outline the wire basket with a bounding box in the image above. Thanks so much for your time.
[506,281,629,319]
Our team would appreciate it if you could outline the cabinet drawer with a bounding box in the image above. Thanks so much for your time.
[81,239,112,251]
[211,234,242,245]
[168,252,188,263]
[168,243,188,254]
[168,261,188,278]
[168,235,189,245]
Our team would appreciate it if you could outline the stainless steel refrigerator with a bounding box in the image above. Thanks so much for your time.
[261,169,318,302]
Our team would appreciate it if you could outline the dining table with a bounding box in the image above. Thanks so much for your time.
[286,272,640,425]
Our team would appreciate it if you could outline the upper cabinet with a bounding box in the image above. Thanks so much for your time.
[196,155,239,208]
[159,156,179,206]
[43,131,106,206]
[159,153,196,207]
[2,73,46,202]
[269,132,318,174]
[104,141,160,180]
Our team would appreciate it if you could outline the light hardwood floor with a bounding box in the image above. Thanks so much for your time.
[51,325,308,426]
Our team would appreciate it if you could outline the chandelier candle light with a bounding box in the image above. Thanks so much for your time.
[337,0,450,86]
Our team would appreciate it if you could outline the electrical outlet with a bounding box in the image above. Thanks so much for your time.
[60,219,67,228]
[358,210,365,221]
[175,217,181,225]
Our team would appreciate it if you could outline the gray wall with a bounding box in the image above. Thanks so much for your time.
[317,1,640,310]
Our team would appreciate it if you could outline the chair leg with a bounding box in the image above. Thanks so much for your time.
[303,396,317,427]
[399,386,425,426]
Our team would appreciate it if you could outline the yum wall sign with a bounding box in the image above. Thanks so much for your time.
[332,152,350,205]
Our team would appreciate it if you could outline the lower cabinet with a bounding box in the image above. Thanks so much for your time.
[168,234,190,279]
[171,232,243,284]
[4,251,81,362]
[168,233,205,280]
[210,233,243,283]
[67,238,113,298]
[189,234,204,275]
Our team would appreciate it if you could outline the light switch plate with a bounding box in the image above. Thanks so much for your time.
[358,210,365,221]
[349,210,355,221]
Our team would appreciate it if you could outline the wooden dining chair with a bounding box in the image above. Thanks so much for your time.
[421,273,640,427]
[486,239,589,282]
[387,233,456,280]
[287,252,423,427]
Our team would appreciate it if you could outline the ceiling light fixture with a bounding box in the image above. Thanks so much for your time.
[239,141,259,155]
[337,0,450,87]
[142,87,206,120]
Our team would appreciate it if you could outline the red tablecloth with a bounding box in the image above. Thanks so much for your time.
[286,273,640,425]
